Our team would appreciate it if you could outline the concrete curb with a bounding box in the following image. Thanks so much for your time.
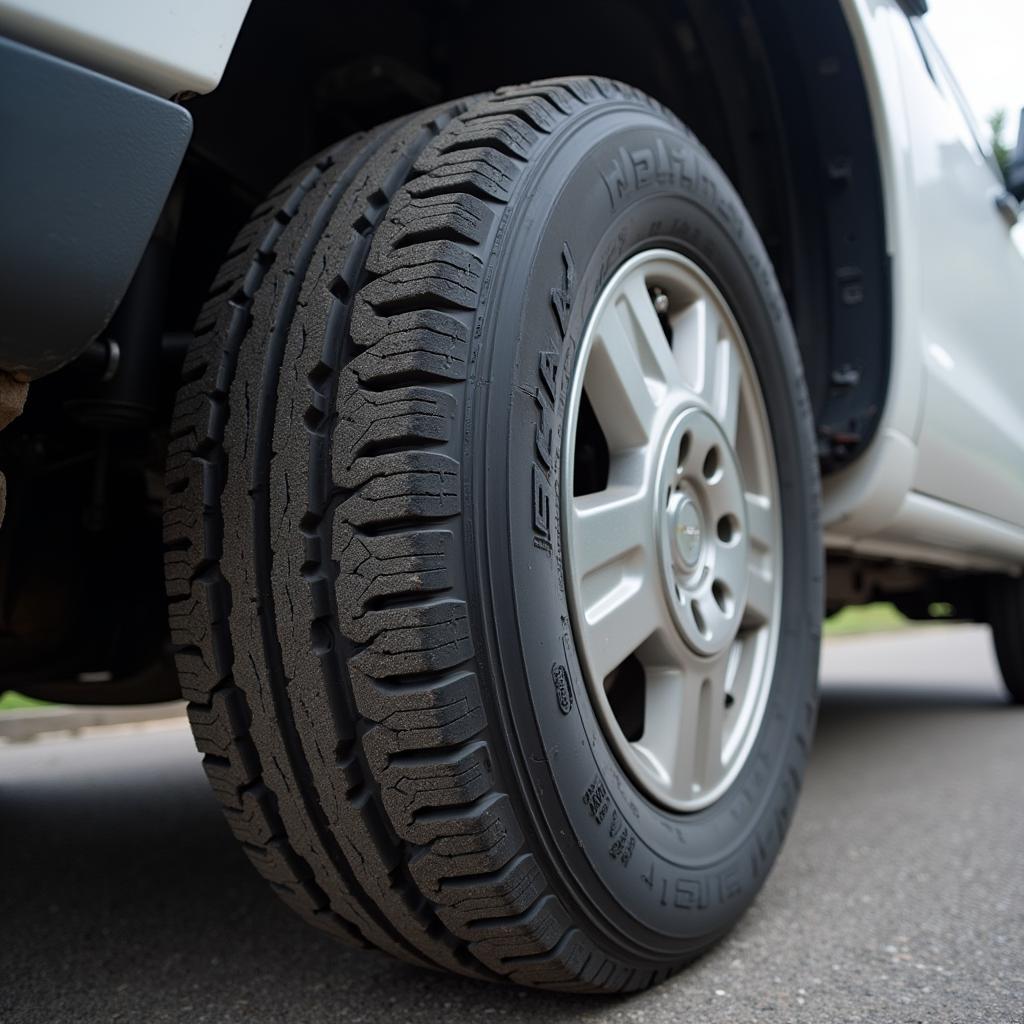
[0,701,187,742]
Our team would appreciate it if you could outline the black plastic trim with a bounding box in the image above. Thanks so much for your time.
[751,0,892,470]
[0,36,192,379]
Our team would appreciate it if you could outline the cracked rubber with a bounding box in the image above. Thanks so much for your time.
[164,78,822,993]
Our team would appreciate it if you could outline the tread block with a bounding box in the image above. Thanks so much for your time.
[222,782,279,847]
[359,240,484,312]
[356,669,486,775]
[167,574,228,683]
[373,191,495,251]
[505,930,599,989]
[333,453,460,523]
[171,649,210,704]
[466,894,572,971]
[407,796,525,923]
[202,747,260,808]
[348,308,470,384]
[188,687,251,758]
[335,385,456,467]
[380,741,494,840]
[345,598,473,672]
[336,528,453,618]
[434,853,545,931]
[408,146,521,202]
[435,114,538,160]
[470,94,561,132]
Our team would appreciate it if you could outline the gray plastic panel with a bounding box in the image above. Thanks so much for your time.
[0,36,192,378]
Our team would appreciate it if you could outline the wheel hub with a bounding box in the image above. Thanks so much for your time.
[656,407,749,659]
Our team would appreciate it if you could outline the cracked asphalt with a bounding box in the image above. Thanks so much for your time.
[2,624,1022,1023]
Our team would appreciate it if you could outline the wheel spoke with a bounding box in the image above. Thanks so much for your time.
[635,650,732,801]
[741,493,775,628]
[620,274,683,392]
[720,635,755,764]
[710,335,743,445]
[692,649,732,792]
[633,666,694,792]
[571,487,649,579]
[578,571,663,685]
[743,563,775,628]
[671,296,720,402]
[744,492,773,551]
[586,303,659,450]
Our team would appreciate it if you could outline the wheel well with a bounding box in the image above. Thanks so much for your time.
[171,0,891,471]
[0,0,893,704]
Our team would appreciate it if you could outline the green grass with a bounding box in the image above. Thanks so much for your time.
[824,601,908,636]
[0,691,50,712]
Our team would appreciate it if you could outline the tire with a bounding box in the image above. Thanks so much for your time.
[990,577,1024,703]
[164,78,822,993]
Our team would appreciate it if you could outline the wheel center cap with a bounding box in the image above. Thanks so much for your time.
[671,495,703,569]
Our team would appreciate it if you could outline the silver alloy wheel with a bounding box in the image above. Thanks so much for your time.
[562,249,782,812]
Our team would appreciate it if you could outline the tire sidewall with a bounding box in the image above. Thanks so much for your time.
[473,105,821,954]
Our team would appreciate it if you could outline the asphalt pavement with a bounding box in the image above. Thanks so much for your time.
[2,625,1022,1024]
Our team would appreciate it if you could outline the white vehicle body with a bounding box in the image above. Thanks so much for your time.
[0,0,249,95]
[827,0,1024,573]
[0,0,1021,575]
